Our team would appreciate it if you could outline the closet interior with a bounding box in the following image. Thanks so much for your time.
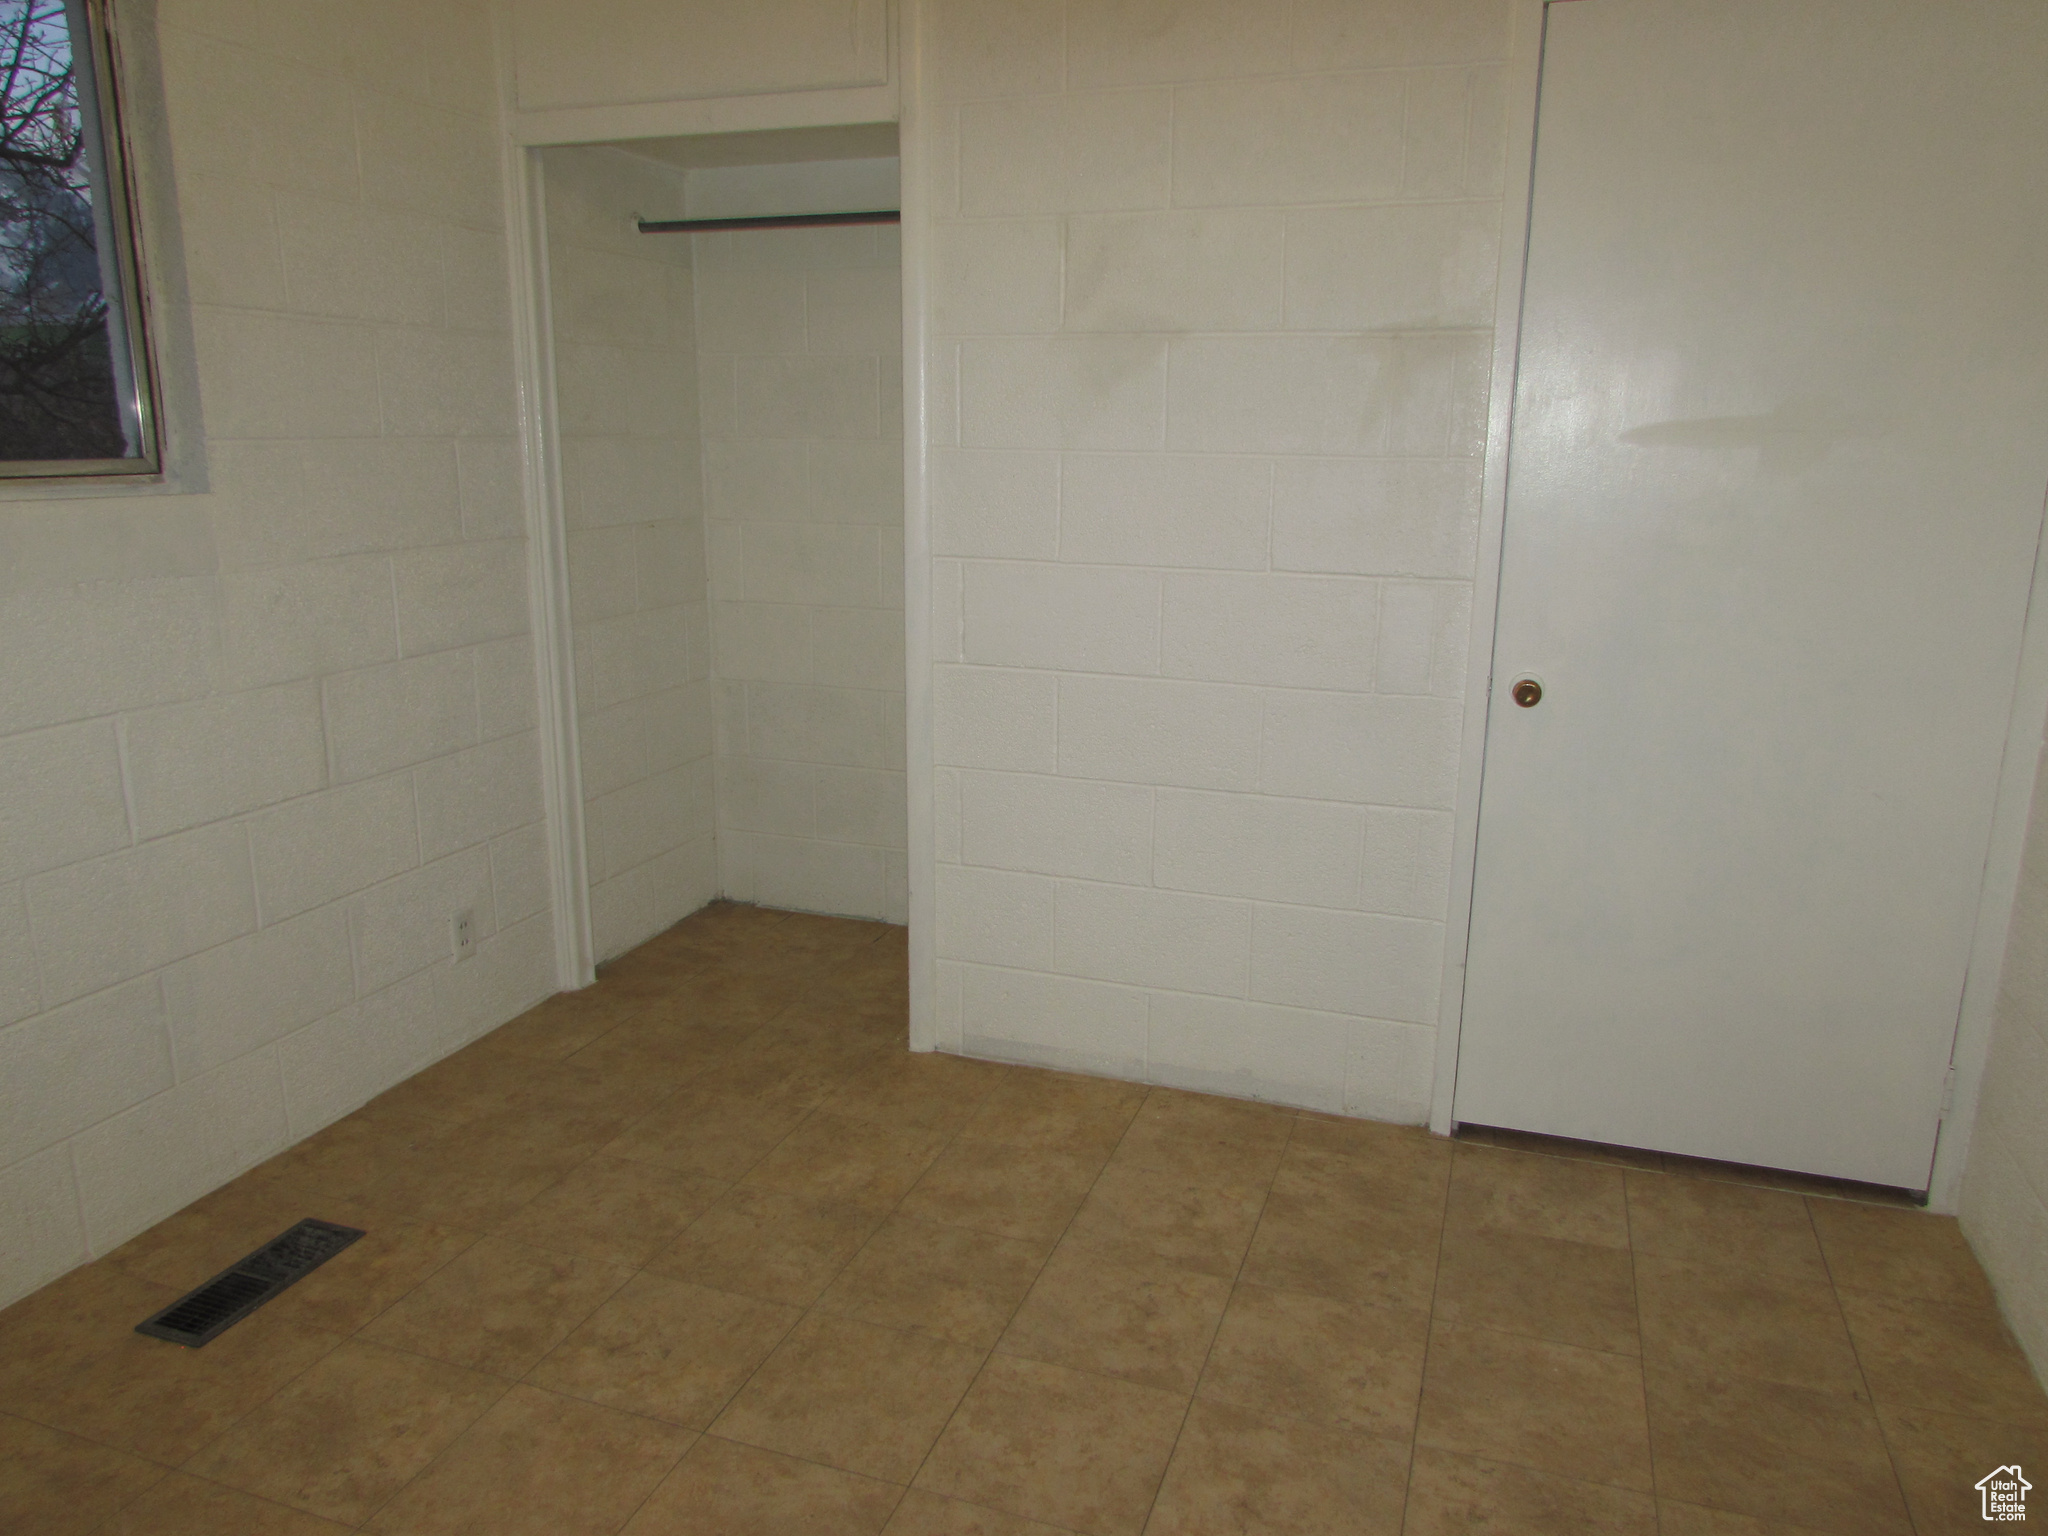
[540,125,907,961]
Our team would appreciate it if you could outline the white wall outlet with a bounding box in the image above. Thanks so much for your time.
[452,908,476,962]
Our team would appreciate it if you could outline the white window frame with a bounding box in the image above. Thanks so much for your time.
[1,0,162,480]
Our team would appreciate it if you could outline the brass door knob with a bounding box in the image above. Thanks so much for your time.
[1511,677,1543,708]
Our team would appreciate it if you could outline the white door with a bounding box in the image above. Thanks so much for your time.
[1456,0,2048,1189]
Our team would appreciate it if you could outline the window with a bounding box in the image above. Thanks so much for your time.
[1,0,156,476]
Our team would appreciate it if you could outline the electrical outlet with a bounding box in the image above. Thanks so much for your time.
[452,908,476,962]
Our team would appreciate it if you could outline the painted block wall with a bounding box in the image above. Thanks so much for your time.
[511,0,890,114]
[695,172,909,924]
[920,0,1508,1117]
[542,148,719,960]
[0,0,553,1309]
[1962,736,2048,1380]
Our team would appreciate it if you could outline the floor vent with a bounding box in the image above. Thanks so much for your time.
[136,1219,365,1347]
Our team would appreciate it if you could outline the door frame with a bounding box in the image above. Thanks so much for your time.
[493,5,932,1031]
[1428,0,1546,1144]
[1432,0,2048,1213]
[498,69,597,992]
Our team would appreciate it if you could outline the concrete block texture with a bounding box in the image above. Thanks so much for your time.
[921,0,1514,1120]
[0,0,551,1311]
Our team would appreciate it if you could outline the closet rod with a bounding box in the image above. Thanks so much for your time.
[637,210,900,233]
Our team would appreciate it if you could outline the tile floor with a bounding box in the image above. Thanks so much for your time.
[3,900,2045,1535]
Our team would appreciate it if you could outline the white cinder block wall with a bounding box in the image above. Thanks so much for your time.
[695,163,910,924]
[1963,738,2048,1374]
[0,0,553,1309]
[543,148,719,960]
[921,0,1505,1116]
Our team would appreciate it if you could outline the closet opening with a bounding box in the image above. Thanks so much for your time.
[536,123,908,967]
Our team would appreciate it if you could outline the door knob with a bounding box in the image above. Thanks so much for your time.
[1511,677,1543,708]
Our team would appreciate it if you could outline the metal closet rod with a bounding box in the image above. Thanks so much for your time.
[637,210,900,233]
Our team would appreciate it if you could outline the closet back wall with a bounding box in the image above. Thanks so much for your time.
[696,168,908,926]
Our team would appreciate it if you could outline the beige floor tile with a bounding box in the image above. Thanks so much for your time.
[997,1240,1231,1394]
[359,1234,631,1377]
[0,1264,344,1465]
[0,1412,165,1535]
[1663,1157,1920,1206]
[1838,1291,2048,1425]
[1877,1403,2048,1536]
[475,988,645,1062]
[362,1383,693,1536]
[820,1051,1008,1132]
[13,907,2027,1536]
[914,1354,1187,1536]
[880,1489,1071,1534]
[1456,1125,1664,1170]
[1287,1110,1439,1158]
[1644,1366,1911,1534]
[712,1312,985,1482]
[725,962,855,1016]
[1635,1253,1863,1395]
[1808,1202,2001,1309]
[101,1169,332,1290]
[895,1138,1105,1246]
[0,1262,172,1408]
[1146,1398,1408,1536]
[621,1435,901,1536]
[373,1046,671,1132]
[528,1271,798,1428]
[559,1015,761,1086]
[1195,1281,1426,1440]
[959,1069,1148,1158]
[598,936,716,982]
[1403,1446,1657,1536]
[1624,1172,1829,1282]
[186,1339,507,1526]
[1111,1089,1294,1181]
[646,1184,891,1307]
[628,965,806,1031]
[270,1216,480,1337]
[772,987,912,1040]
[492,1155,728,1267]
[1267,1132,1451,1224]
[805,977,913,1031]
[98,1474,355,1535]
[748,1016,895,1067]
[602,1083,816,1182]
[1653,1502,1840,1535]
[740,1110,952,1206]
[816,1214,1047,1350]
[1238,1190,1442,1312]
[1447,1144,1631,1248]
[776,911,895,954]
[102,1173,478,1337]
[257,1105,444,1208]
[1434,1227,1639,1354]
[366,1045,538,1123]
[700,1029,885,1108]
[1061,1158,1269,1281]
[636,902,793,971]
[342,1111,611,1231]
[1416,1321,1653,1491]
